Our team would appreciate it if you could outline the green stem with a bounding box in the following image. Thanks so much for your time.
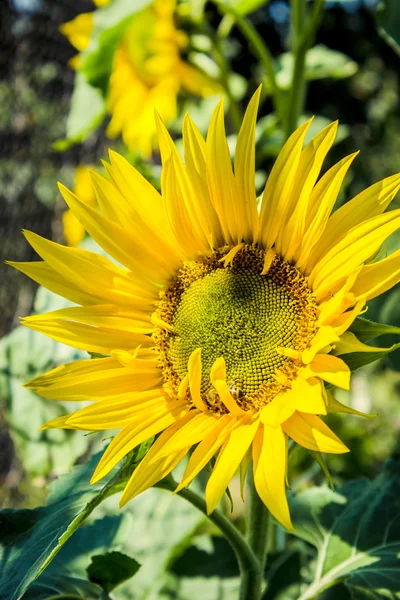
[212,33,243,133]
[240,470,270,600]
[156,477,260,591]
[214,1,287,130]
[285,0,325,138]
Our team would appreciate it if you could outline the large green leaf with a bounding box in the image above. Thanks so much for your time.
[290,460,400,600]
[21,572,108,600]
[271,45,358,92]
[53,72,106,151]
[0,452,119,600]
[0,286,88,477]
[349,317,400,343]
[338,317,400,371]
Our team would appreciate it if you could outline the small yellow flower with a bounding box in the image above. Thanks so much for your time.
[106,0,220,155]
[59,0,109,68]
[10,89,400,530]
[62,166,97,247]
[60,0,220,155]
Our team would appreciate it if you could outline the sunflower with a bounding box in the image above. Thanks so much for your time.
[60,0,220,155]
[9,89,400,530]
[105,0,220,155]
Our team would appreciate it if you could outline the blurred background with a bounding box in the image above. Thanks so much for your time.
[0,0,399,596]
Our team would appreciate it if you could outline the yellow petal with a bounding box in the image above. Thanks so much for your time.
[302,326,340,364]
[282,412,349,454]
[259,119,313,249]
[305,354,351,390]
[7,261,99,307]
[154,412,220,459]
[252,425,293,531]
[351,248,400,302]
[91,402,188,484]
[120,422,191,506]
[306,173,400,272]
[26,356,162,401]
[188,348,207,411]
[310,210,400,299]
[277,121,338,261]
[295,152,358,269]
[66,393,170,430]
[174,414,237,493]
[21,230,158,307]
[206,98,240,244]
[210,357,246,416]
[21,305,153,354]
[39,414,72,431]
[59,13,93,52]
[58,183,171,283]
[234,85,261,241]
[206,417,260,513]
[182,114,224,248]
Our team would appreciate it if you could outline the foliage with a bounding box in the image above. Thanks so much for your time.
[290,460,400,600]
[2,0,400,599]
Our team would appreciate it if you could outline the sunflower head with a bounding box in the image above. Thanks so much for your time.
[13,87,400,530]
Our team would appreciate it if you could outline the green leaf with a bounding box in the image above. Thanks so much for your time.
[0,287,88,477]
[21,572,108,600]
[228,0,269,16]
[161,535,240,600]
[349,317,400,343]
[87,551,140,593]
[0,453,119,600]
[53,73,106,150]
[376,0,400,57]
[340,316,400,371]
[272,45,358,91]
[290,460,400,600]
[80,0,153,93]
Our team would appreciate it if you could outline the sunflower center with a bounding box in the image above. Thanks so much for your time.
[155,246,318,411]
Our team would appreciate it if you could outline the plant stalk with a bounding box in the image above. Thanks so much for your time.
[285,0,326,138]
[156,477,260,593]
[215,1,287,130]
[239,469,270,600]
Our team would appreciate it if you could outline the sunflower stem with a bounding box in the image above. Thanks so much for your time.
[156,476,260,593]
[285,0,325,138]
[212,33,244,133]
[240,468,270,600]
[214,1,287,131]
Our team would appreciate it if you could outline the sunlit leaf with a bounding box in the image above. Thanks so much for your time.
[269,45,358,92]
[53,73,106,150]
[290,460,400,599]
[0,453,119,600]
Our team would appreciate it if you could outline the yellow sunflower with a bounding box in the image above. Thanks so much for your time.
[9,89,400,530]
[60,0,220,155]
[105,0,220,155]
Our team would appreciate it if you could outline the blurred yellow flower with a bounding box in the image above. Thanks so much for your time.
[62,166,96,247]
[60,0,220,155]
[59,0,110,68]
[12,89,400,529]
[106,0,220,155]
